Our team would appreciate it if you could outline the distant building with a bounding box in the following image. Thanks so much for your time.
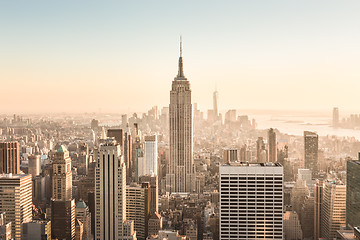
[22,220,51,240]
[333,107,340,128]
[304,131,318,174]
[219,162,283,239]
[268,128,277,162]
[144,135,158,176]
[0,174,32,240]
[0,142,20,174]
[28,154,41,178]
[223,148,238,163]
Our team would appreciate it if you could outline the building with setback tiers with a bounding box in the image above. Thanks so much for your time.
[167,39,195,193]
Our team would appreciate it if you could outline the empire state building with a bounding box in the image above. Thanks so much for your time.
[167,39,195,193]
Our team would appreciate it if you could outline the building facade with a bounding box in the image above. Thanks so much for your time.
[0,174,32,240]
[346,159,360,229]
[167,40,195,193]
[304,131,318,174]
[95,139,127,239]
[219,162,283,239]
[0,142,20,174]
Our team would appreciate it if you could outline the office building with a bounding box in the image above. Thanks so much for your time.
[0,212,11,240]
[95,139,127,239]
[219,162,283,239]
[75,200,91,240]
[126,182,150,240]
[148,212,162,236]
[139,174,158,214]
[0,174,32,240]
[213,89,219,121]
[346,158,360,229]
[0,142,20,174]
[144,135,158,176]
[22,220,51,240]
[268,128,277,162]
[322,180,346,239]
[283,210,303,240]
[167,39,195,193]
[256,137,267,163]
[223,149,238,163]
[304,131,318,174]
[314,179,323,239]
[28,154,41,178]
[51,145,75,240]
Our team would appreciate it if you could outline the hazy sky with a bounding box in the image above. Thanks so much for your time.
[1,1,360,114]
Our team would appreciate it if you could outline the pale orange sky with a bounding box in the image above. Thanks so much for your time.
[1,1,360,114]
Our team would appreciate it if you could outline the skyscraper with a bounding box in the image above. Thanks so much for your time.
[51,145,75,240]
[304,131,318,174]
[0,174,32,240]
[314,179,323,240]
[346,157,360,229]
[167,39,195,193]
[268,128,277,162]
[126,182,150,240]
[28,154,41,178]
[144,135,158,176]
[95,139,128,239]
[0,142,20,174]
[139,174,158,214]
[219,162,283,239]
[322,180,346,239]
[213,89,219,120]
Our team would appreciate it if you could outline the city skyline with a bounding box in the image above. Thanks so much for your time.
[1,1,360,113]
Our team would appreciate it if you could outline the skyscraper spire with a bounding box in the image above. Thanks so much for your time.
[176,36,186,79]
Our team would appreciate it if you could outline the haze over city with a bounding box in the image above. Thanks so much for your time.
[1,1,360,113]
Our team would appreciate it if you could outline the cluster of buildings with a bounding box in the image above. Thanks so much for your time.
[1,43,360,240]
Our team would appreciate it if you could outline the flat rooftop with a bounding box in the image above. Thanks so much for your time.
[221,162,282,167]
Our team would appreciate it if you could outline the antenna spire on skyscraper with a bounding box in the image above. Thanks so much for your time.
[180,35,182,57]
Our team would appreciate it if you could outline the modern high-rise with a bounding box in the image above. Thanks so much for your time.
[346,157,360,229]
[144,135,158,176]
[95,139,127,239]
[0,174,32,240]
[256,137,266,163]
[219,162,283,239]
[167,39,195,193]
[322,180,346,240]
[314,179,323,239]
[0,142,20,174]
[268,128,277,162]
[304,131,318,174]
[51,145,75,240]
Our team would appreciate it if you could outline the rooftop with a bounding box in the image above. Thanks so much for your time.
[222,162,282,167]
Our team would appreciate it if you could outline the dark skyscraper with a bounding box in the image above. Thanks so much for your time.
[346,155,360,229]
[268,128,277,163]
[0,142,20,174]
[167,38,195,193]
[304,131,318,174]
